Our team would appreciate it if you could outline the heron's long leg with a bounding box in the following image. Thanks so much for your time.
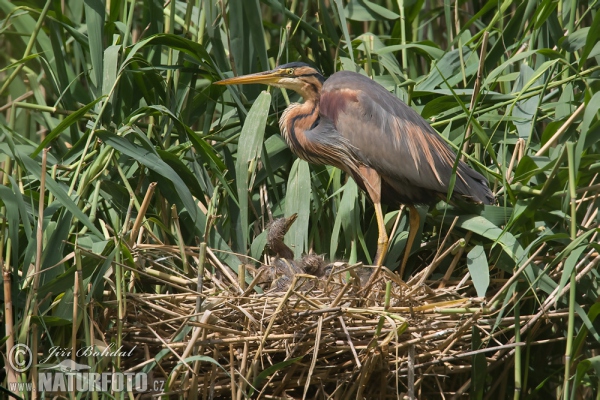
[399,205,420,277]
[358,166,389,267]
[373,201,389,267]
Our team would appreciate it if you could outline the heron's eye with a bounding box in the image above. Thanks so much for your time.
[286,68,294,75]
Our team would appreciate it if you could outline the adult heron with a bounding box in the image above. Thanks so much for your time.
[215,62,493,274]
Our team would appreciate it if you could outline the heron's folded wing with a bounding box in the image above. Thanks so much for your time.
[319,71,492,204]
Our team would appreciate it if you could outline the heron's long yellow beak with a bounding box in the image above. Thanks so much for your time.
[214,70,283,86]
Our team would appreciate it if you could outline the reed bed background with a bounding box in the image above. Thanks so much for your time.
[1,0,599,398]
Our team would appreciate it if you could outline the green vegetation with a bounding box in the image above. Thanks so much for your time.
[1,0,599,398]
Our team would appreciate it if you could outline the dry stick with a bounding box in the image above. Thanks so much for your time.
[237,320,250,400]
[190,312,216,396]
[229,344,237,400]
[173,311,210,388]
[487,243,547,306]
[438,232,472,289]
[409,238,465,288]
[581,204,599,231]
[0,91,34,112]
[70,248,82,400]
[209,347,219,398]
[145,324,196,376]
[580,192,599,229]
[188,351,201,398]
[576,173,597,212]
[433,216,459,261]
[542,249,598,310]
[408,342,526,371]
[338,316,362,368]
[196,242,207,314]
[206,247,243,293]
[3,239,19,393]
[241,268,266,297]
[302,316,324,400]
[330,277,355,307]
[244,275,304,384]
[121,196,135,238]
[535,102,585,156]
[355,349,375,398]
[31,148,48,398]
[1,159,18,391]
[407,344,415,400]
[492,254,600,373]
[413,312,481,391]
[388,205,405,244]
[238,264,246,291]
[129,182,157,247]
[483,357,516,400]
[451,378,473,400]
[505,139,524,183]
[461,30,489,161]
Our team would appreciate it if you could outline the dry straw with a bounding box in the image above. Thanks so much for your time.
[100,241,579,399]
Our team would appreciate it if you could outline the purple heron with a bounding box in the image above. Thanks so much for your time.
[215,62,493,274]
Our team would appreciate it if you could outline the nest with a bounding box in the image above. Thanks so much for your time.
[104,242,519,399]
[98,217,573,398]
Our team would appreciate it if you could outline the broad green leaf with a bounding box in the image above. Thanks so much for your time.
[101,44,121,119]
[19,154,104,238]
[250,229,268,261]
[330,179,359,262]
[580,11,600,68]
[483,50,557,88]
[333,0,355,63]
[532,0,558,29]
[559,27,588,52]
[229,0,251,76]
[556,245,588,305]
[512,64,540,140]
[418,47,473,91]
[456,215,524,263]
[573,355,600,394]
[377,43,444,60]
[284,159,311,259]
[466,245,490,297]
[555,83,574,120]
[573,303,600,352]
[345,0,400,21]
[124,34,213,70]
[234,91,271,250]
[97,131,200,224]
[83,0,105,92]
[244,0,269,71]
[31,97,103,157]
[30,316,72,326]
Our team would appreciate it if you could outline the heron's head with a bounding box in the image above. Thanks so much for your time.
[214,62,325,100]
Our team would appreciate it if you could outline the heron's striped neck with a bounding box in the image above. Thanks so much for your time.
[279,100,321,163]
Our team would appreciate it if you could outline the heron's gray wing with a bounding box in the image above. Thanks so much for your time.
[320,71,492,204]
